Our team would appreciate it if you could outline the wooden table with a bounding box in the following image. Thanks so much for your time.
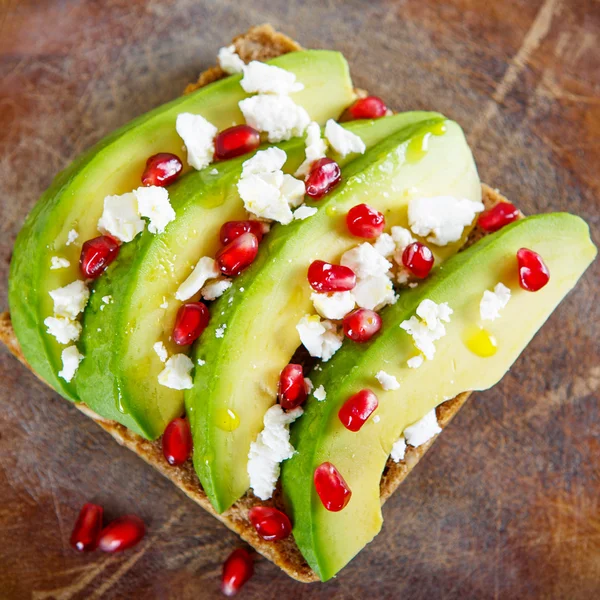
[1,1,598,598]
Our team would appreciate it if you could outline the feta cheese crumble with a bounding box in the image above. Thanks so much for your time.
[375,370,400,391]
[101,295,113,304]
[390,436,406,462]
[293,205,318,220]
[49,280,90,319]
[373,233,395,258]
[175,256,220,301]
[215,324,227,338]
[295,121,328,178]
[66,229,79,246]
[341,243,392,279]
[97,192,145,243]
[158,354,194,390]
[296,315,343,362]
[201,278,232,301]
[44,316,82,345]
[175,112,218,171]
[50,257,70,270]
[153,341,168,363]
[240,61,304,95]
[311,291,355,320]
[313,385,327,401]
[217,45,245,74]
[480,282,511,321]
[58,345,83,382]
[400,299,453,360]
[304,377,314,394]
[135,186,176,234]
[351,274,396,311]
[404,409,441,447]
[242,147,287,175]
[407,355,424,369]
[325,119,366,157]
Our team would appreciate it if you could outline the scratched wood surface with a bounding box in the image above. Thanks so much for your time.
[0,1,599,598]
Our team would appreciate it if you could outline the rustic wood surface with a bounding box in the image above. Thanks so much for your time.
[0,0,598,598]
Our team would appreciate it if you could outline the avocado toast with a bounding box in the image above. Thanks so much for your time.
[1,23,596,584]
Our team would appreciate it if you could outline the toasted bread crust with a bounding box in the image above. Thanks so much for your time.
[0,25,514,582]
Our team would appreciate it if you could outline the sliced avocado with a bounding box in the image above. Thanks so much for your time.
[75,113,442,440]
[187,116,481,513]
[282,213,597,581]
[8,50,355,399]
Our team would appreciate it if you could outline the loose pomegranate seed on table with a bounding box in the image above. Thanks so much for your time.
[219,220,265,245]
[347,96,388,120]
[141,152,183,187]
[162,417,193,465]
[517,248,550,291]
[278,363,308,410]
[305,158,341,199]
[478,202,519,233]
[343,308,382,342]
[346,203,385,238]
[97,515,146,553]
[248,506,292,541]
[216,232,259,276]
[79,235,120,280]
[338,389,379,432]
[402,241,434,279]
[314,462,352,512]
[70,503,104,552]
[172,302,210,346]
[221,548,254,597]
[215,125,261,160]
[307,260,356,293]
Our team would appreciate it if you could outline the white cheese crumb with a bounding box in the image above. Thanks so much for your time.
[311,291,355,320]
[295,121,328,178]
[160,297,169,309]
[373,233,395,258]
[390,436,406,462]
[404,409,441,447]
[341,243,392,279]
[101,295,113,304]
[373,415,381,423]
[215,324,227,338]
[391,226,416,251]
[296,314,343,362]
[197,358,206,366]
[49,280,90,319]
[153,341,168,363]
[240,61,304,95]
[175,256,220,301]
[58,345,83,382]
[175,112,218,171]
[201,278,232,301]
[135,186,176,234]
[351,274,396,311]
[313,385,327,401]
[50,257,70,270]
[400,299,453,360]
[480,282,511,321]
[293,205,318,220]
[247,404,303,500]
[66,229,79,246]
[97,192,145,243]
[407,355,424,369]
[44,316,82,344]
[304,377,314,394]
[217,45,245,74]
[242,147,287,175]
[325,119,366,157]
[375,370,400,391]
[280,174,306,208]
[157,354,194,390]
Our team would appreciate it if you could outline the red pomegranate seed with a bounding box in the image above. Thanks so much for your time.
[70,503,103,552]
[162,417,193,465]
[314,462,352,512]
[278,364,307,410]
[221,548,254,597]
[308,260,356,293]
[305,158,341,199]
[343,308,382,343]
[220,220,265,245]
[98,515,145,553]
[338,389,379,432]
[216,232,259,277]
[215,125,261,160]
[346,203,385,238]
[141,152,183,187]
[478,202,519,233]
[172,302,210,346]
[79,235,120,280]
[248,506,292,541]
[402,242,434,279]
[517,248,550,292]
[347,96,388,120]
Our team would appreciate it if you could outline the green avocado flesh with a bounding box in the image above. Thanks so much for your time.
[8,50,355,400]
[282,213,597,581]
[187,116,481,513]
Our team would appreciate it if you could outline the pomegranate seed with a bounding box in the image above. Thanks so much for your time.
[402,242,434,279]
[343,308,382,343]
[215,125,261,160]
[248,506,292,541]
[346,204,385,238]
[216,232,259,276]
[162,417,193,465]
[347,96,388,120]
[517,248,550,292]
[70,503,103,552]
[338,389,379,432]
[278,364,308,410]
[79,235,120,280]
[221,548,254,597]
[98,515,145,553]
[141,153,183,187]
[308,260,356,293]
[220,220,265,245]
[314,462,352,512]
[478,202,519,233]
[305,158,341,199]
[172,302,210,346]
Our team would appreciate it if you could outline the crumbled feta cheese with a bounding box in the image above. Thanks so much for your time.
[176,112,218,171]
[66,229,79,246]
[217,45,245,74]
[404,409,441,447]
[197,358,206,366]
[247,404,303,500]
[153,341,168,363]
[135,186,176,234]
[314,385,327,401]
[296,315,343,362]
[58,345,83,382]
[375,370,400,391]
[49,280,90,319]
[44,316,82,344]
[215,324,227,338]
[373,415,381,423]
[101,295,113,304]
[175,256,220,301]
[390,226,415,251]
[324,119,366,157]
[201,278,232,301]
[239,94,310,143]
[408,196,484,246]
[50,257,70,270]
[311,291,355,320]
[97,192,145,243]
[160,297,169,309]
[400,299,453,360]
[280,174,306,208]
[293,205,318,220]
[373,233,395,258]
[407,355,424,369]
[480,282,511,321]
[341,243,392,279]
[390,436,406,462]
[157,354,194,390]
[304,377,314,394]
[295,121,328,178]
[351,274,397,311]
[240,61,304,95]
[242,147,287,176]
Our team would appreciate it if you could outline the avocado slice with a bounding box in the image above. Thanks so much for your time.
[282,213,597,581]
[187,116,481,513]
[74,113,443,439]
[8,50,355,400]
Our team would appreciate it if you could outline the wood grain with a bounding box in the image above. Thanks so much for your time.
[0,1,598,598]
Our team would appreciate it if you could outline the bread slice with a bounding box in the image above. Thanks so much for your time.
[0,24,515,583]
